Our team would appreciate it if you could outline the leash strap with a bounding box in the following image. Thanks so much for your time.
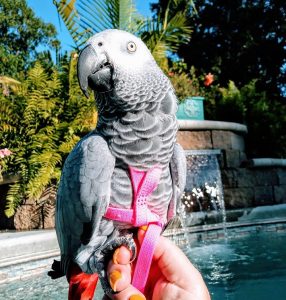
[131,223,162,292]
[104,165,163,293]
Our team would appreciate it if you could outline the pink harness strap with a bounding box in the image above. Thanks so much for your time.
[104,165,163,293]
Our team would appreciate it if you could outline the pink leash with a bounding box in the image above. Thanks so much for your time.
[104,165,163,293]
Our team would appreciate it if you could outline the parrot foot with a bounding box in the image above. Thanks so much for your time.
[95,230,137,295]
[48,260,65,279]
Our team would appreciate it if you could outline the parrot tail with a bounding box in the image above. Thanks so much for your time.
[67,262,99,300]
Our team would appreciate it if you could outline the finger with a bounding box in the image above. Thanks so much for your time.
[137,229,210,299]
[107,245,133,292]
[107,260,145,300]
[137,226,148,244]
[113,245,132,265]
[106,243,146,300]
[106,245,132,292]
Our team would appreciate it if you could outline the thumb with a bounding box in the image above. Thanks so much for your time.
[138,227,210,299]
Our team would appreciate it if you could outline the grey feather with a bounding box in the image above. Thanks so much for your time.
[168,143,187,220]
[55,133,115,273]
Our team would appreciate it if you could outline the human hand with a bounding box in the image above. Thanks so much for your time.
[104,228,210,300]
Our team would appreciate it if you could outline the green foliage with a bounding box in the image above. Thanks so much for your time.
[204,80,257,123]
[167,61,216,101]
[241,81,286,158]
[140,1,193,70]
[215,81,246,123]
[174,0,286,100]
[0,57,97,217]
[0,0,59,78]
[204,80,286,157]
[53,0,192,70]
[153,0,286,157]
[168,65,202,101]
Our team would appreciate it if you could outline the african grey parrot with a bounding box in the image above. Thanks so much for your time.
[50,29,186,297]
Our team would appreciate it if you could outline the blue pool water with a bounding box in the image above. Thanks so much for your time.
[0,231,285,299]
[187,231,286,300]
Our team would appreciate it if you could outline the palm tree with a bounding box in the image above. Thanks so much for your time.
[53,0,193,69]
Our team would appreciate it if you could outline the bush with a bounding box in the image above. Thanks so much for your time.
[204,79,286,157]
[0,56,97,216]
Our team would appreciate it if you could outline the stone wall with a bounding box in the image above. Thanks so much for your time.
[1,123,285,230]
[177,127,286,209]
[0,182,55,230]
[177,129,247,168]
[222,167,286,208]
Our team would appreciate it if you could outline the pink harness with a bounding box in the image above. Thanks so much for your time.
[104,165,163,293]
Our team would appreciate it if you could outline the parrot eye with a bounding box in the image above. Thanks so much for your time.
[127,41,136,53]
[98,42,103,47]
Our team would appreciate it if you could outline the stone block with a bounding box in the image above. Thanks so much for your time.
[212,131,245,151]
[224,150,242,168]
[176,131,212,150]
[277,169,286,185]
[225,209,246,222]
[274,185,286,203]
[254,186,274,206]
[226,150,239,167]
[216,152,225,169]
[254,169,279,186]
[223,187,254,208]
[14,204,43,230]
[234,169,256,188]
[221,169,237,188]
[240,151,248,163]
[43,200,56,229]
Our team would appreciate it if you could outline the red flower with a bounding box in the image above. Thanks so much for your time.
[204,73,214,86]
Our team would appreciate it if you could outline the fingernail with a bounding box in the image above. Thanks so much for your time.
[109,270,122,292]
[140,225,148,231]
[113,248,120,264]
[129,294,146,300]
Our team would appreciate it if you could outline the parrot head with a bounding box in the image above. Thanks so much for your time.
[77,29,158,98]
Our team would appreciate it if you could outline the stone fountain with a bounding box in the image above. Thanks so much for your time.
[177,119,286,223]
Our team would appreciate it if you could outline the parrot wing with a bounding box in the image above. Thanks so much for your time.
[168,143,187,221]
[55,132,115,272]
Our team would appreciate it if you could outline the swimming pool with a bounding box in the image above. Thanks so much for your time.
[187,231,286,300]
[0,230,285,299]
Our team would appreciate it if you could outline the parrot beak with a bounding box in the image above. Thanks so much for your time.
[77,45,113,98]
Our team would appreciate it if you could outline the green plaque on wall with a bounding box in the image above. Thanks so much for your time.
[176,96,205,120]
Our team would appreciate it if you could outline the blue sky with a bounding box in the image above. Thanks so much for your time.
[27,0,152,53]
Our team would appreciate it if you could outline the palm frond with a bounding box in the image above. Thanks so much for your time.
[27,151,62,200]
[53,0,92,47]
[139,1,192,69]
[0,76,21,87]
[161,11,192,52]
[0,76,21,96]
[53,0,144,48]
[5,183,22,217]
[58,134,81,153]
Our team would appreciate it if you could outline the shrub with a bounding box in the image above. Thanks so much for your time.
[0,56,97,216]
